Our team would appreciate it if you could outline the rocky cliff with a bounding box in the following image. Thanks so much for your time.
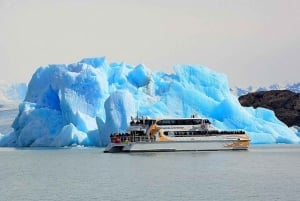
[239,90,300,127]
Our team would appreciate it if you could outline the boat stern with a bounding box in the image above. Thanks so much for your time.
[104,143,133,153]
[224,134,251,150]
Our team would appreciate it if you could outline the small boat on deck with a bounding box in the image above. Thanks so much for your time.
[104,116,250,153]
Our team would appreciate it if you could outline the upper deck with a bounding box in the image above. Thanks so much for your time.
[109,116,248,144]
[128,116,215,134]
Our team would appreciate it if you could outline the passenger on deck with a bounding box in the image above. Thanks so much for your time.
[115,134,121,143]
[110,134,114,143]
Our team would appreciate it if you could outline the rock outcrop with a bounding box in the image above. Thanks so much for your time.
[239,90,300,127]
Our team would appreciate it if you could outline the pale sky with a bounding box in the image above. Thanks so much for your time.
[0,0,299,87]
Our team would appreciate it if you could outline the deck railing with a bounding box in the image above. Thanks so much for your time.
[110,135,150,143]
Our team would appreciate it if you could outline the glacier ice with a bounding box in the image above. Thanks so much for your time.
[0,82,27,110]
[0,57,299,147]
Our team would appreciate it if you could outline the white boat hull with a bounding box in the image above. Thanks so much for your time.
[104,139,249,153]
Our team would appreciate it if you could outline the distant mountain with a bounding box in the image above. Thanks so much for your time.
[0,82,27,110]
[286,83,300,93]
[231,82,300,96]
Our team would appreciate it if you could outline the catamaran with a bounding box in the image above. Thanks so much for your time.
[104,116,250,153]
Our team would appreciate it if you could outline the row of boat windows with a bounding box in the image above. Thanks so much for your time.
[156,119,211,126]
[109,133,150,143]
[129,118,211,126]
[164,130,246,136]
[130,119,156,126]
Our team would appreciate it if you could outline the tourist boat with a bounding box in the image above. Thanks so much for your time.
[104,116,250,153]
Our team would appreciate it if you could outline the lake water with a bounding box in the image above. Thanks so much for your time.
[1,109,300,201]
[0,145,300,201]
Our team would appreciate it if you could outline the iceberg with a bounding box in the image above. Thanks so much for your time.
[0,82,27,110]
[0,57,299,147]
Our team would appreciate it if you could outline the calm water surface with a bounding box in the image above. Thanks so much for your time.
[0,145,300,201]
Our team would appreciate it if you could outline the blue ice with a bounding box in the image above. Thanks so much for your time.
[0,57,299,147]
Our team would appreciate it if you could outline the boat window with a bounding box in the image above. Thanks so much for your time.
[177,120,190,125]
[156,120,162,125]
[145,119,155,126]
[174,120,182,125]
[168,132,175,137]
[170,120,176,125]
[203,119,211,124]
[183,119,193,125]
[193,119,202,125]
[157,119,197,125]
[156,120,170,125]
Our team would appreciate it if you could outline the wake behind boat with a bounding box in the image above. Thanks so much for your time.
[104,116,250,153]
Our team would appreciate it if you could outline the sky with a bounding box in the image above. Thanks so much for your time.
[0,0,299,88]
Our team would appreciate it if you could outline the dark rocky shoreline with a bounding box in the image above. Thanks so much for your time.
[239,90,300,127]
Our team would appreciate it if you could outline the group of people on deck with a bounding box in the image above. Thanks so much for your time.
[109,132,152,143]
[110,133,130,143]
